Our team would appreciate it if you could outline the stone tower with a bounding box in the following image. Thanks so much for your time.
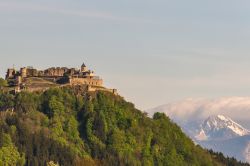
[20,67,27,77]
[6,68,15,79]
[81,62,87,72]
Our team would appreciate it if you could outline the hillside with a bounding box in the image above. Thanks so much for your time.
[0,86,249,166]
[148,100,250,163]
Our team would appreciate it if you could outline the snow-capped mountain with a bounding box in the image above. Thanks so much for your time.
[193,115,250,162]
[176,114,250,163]
[195,115,250,141]
[147,98,250,163]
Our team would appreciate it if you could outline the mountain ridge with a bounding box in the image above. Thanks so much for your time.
[196,115,250,141]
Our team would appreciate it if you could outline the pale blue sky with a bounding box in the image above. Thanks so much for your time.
[1,0,250,110]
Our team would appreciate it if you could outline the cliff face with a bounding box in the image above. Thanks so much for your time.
[0,87,248,166]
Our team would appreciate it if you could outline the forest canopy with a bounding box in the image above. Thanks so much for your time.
[0,87,248,166]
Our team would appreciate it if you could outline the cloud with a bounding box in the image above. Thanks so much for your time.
[147,97,250,126]
[103,68,250,111]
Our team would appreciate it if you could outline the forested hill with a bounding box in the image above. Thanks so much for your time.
[0,86,249,166]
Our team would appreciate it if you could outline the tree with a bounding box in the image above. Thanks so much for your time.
[48,96,65,117]
[0,78,7,87]
[15,92,40,113]
[0,93,14,111]
[0,134,25,166]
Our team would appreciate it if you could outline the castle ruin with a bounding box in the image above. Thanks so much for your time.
[5,63,118,94]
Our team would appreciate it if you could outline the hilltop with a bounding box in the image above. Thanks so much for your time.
[0,86,249,166]
[0,63,249,165]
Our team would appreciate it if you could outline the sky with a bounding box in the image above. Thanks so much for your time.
[1,0,250,110]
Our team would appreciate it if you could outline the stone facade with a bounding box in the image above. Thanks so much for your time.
[6,68,16,79]
[69,77,103,86]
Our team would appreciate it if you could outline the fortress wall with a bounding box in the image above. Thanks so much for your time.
[70,78,103,86]
[103,88,118,95]
[26,69,38,77]
[44,68,66,77]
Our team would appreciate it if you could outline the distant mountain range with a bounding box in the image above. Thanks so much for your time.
[196,115,250,163]
[148,97,250,163]
[195,115,250,141]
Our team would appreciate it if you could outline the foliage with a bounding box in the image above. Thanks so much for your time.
[0,133,25,166]
[0,78,7,87]
[0,92,14,111]
[0,87,248,166]
[209,150,250,166]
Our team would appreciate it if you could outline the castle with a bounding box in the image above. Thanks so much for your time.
[5,63,117,94]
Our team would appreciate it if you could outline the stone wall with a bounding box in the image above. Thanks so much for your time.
[7,66,88,79]
[70,78,103,87]
[20,68,27,77]
[26,68,38,77]
[44,67,70,77]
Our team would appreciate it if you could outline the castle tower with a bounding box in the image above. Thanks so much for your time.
[6,68,15,79]
[81,62,87,72]
[20,67,27,78]
[16,76,22,85]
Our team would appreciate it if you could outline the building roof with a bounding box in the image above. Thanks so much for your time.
[81,62,86,67]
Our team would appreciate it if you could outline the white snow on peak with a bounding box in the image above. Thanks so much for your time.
[196,115,250,141]
[217,115,228,121]
[218,115,249,136]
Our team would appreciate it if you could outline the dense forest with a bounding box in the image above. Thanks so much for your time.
[0,84,249,166]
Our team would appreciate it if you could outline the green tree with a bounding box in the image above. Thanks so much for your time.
[0,92,14,111]
[48,96,65,117]
[0,134,25,166]
[50,116,67,146]
[0,78,7,87]
[15,92,40,113]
